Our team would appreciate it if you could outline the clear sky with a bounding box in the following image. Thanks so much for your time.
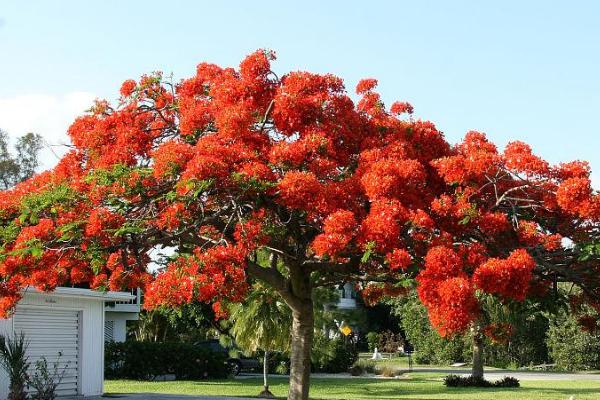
[0,1,599,184]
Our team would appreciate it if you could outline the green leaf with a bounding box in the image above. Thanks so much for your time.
[30,246,43,258]
[361,241,376,263]
[458,215,471,225]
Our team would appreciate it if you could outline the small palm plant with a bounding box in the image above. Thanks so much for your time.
[230,284,292,398]
[0,332,30,400]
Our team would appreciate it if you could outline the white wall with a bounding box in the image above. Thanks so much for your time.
[0,314,11,397]
[0,291,106,398]
[104,312,132,343]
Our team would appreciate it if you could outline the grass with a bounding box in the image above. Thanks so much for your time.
[106,374,600,399]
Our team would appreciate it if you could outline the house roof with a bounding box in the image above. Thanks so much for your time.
[22,287,136,302]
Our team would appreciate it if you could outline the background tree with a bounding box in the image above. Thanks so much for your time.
[1,51,600,399]
[131,302,221,343]
[230,283,292,398]
[0,130,43,189]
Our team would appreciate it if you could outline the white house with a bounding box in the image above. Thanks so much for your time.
[104,288,142,342]
[0,287,133,398]
[337,282,358,309]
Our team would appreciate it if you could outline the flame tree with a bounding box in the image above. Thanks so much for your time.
[1,50,600,399]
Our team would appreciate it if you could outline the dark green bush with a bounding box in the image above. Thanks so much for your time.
[311,334,358,373]
[495,376,521,388]
[546,312,600,371]
[443,374,519,388]
[105,341,228,380]
[391,292,552,368]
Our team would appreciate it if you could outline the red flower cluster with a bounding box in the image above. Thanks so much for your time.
[385,248,412,271]
[312,210,357,258]
[473,249,536,301]
[0,49,598,340]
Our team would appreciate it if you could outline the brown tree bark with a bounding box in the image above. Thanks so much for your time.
[288,301,314,400]
[471,328,485,379]
[286,266,315,400]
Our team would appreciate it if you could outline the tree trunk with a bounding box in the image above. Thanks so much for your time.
[259,350,274,398]
[472,330,485,379]
[288,302,314,400]
[264,351,269,389]
[249,259,314,400]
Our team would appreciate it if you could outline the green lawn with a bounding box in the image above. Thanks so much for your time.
[106,375,600,399]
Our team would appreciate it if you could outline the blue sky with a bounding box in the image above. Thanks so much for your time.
[0,1,599,184]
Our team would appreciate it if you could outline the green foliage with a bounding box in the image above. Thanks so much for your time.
[546,312,600,371]
[105,341,229,380]
[352,359,376,374]
[391,291,553,368]
[0,130,43,191]
[29,356,69,400]
[361,241,376,263]
[576,241,600,261]
[311,333,358,373]
[366,332,381,352]
[263,351,290,374]
[444,374,519,388]
[0,333,29,400]
[390,293,469,365]
[130,303,216,343]
[230,285,292,353]
[479,295,550,368]
[18,184,77,225]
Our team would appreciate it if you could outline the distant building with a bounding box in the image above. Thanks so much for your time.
[104,288,141,342]
[337,282,358,309]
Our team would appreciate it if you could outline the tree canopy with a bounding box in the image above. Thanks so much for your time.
[1,50,599,399]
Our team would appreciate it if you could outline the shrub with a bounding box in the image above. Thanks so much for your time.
[366,332,381,352]
[481,298,550,369]
[353,359,376,374]
[390,294,469,365]
[546,312,600,371]
[29,356,69,400]
[311,334,358,373]
[105,341,228,380]
[348,365,364,376]
[378,331,405,353]
[261,351,290,375]
[443,374,519,388]
[0,333,29,400]
[494,376,521,388]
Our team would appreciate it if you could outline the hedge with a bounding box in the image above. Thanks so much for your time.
[105,341,229,380]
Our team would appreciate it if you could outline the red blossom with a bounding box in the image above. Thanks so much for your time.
[473,249,536,301]
[355,78,378,94]
[120,79,137,97]
[390,101,414,115]
[0,49,597,340]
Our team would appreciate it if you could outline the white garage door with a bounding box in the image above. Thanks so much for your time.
[14,308,80,397]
